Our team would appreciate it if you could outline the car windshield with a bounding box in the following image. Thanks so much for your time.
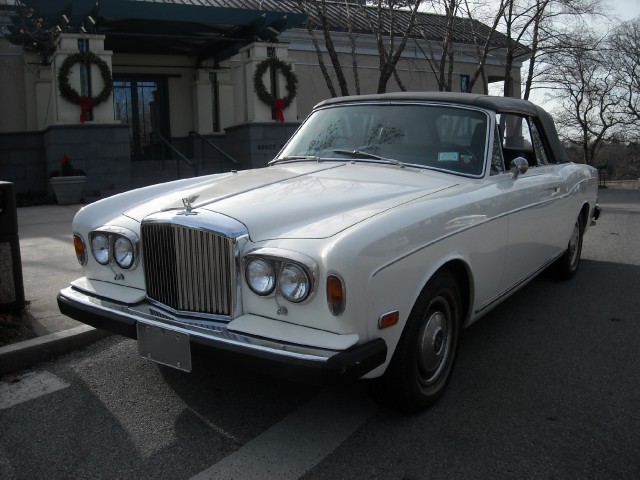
[275,103,489,176]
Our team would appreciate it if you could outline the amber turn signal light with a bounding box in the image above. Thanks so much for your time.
[378,310,399,329]
[326,274,345,316]
[73,233,87,265]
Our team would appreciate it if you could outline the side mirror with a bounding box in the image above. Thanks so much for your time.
[510,156,529,179]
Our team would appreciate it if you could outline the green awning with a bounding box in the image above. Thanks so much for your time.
[3,0,306,63]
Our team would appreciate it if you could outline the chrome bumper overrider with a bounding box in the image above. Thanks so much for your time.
[57,286,386,383]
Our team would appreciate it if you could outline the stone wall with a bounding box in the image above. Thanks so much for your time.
[43,124,131,197]
[0,124,130,197]
[225,122,300,170]
[187,134,241,173]
[1,123,297,198]
[0,133,46,195]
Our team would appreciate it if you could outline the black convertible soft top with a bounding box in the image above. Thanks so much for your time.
[315,92,569,164]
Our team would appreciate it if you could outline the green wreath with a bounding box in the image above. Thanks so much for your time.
[253,57,298,109]
[57,51,113,106]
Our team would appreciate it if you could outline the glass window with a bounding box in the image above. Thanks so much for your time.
[491,125,505,175]
[496,113,550,169]
[279,104,489,176]
[529,121,549,165]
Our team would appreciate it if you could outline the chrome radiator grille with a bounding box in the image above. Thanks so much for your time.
[141,223,236,316]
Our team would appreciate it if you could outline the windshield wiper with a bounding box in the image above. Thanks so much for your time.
[269,155,320,165]
[333,149,403,167]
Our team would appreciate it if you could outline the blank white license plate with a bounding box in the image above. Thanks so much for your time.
[137,322,192,372]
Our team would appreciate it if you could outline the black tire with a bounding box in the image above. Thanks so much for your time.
[368,270,462,412]
[551,214,584,280]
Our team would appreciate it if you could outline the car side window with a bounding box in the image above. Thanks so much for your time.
[497,113,550,169]
[491,125,505,175]
[529,120,549,165]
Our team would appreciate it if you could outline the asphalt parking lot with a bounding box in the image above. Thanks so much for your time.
[1,187,638,479]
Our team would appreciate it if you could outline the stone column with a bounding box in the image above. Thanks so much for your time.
[51,33,114,125]
[236,42,298,123]
[192,69,233,134]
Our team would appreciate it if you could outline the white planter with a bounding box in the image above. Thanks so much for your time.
[50,175,86,205]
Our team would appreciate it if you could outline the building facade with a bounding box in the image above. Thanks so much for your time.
[0,0,527,197]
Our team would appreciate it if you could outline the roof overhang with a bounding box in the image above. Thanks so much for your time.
[2,0,306,64]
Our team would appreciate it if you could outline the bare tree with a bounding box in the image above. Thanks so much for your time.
[1,0,59,60]
[463,0,603,99]
[521,0,604,100]
[608,17,640,135]
[465,0,509,94]
[296,0,351,96]
[356,0,423,93]
[296,0,423,95]
[413,0,466,92]
[303,21,339,97]
[543,34,623,165]
[344,1,362,95]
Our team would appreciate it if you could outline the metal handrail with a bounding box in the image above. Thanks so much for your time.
[189,131,239,172]
[152,132,199,178]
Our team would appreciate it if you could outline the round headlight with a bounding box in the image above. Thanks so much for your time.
[91,233,110,265]
[114,236,134,269]
[246,258,276,296]
[280,262,310,303]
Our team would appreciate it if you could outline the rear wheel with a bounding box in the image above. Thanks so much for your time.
[369,270,461,412]
[551,214,584,280]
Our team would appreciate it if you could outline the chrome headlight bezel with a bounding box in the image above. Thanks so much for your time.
[90,233,110,265]
[88,226,140,270]
[245,257,276,296]
[279,262,311,303]
[243,248,317,304]
[113,236,135,269]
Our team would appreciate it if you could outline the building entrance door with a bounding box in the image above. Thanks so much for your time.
[112,78,169,162]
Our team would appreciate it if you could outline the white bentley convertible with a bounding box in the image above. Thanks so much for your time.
[58,93,600,411]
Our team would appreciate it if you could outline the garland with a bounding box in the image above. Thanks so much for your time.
[58,51,113,107]
[253,57,298,110]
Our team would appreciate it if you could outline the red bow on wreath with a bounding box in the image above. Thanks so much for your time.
[79,96,92,123]
[274,98,285,123]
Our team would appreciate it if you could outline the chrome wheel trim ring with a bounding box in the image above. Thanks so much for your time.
[417,303,452,387]
[568,221,580,267]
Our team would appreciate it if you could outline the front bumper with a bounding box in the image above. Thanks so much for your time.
[57,286,387,385]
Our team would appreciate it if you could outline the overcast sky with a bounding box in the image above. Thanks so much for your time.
[612,0,640,21]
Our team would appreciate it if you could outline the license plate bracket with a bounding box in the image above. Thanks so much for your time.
[137,322,192,372]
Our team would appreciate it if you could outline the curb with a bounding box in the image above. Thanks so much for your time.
[0,325,111,376]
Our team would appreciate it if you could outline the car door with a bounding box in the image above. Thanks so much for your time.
[497,114,568,291]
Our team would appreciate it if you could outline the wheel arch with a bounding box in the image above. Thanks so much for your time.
[580,201,591,232]
[428,259,473,328]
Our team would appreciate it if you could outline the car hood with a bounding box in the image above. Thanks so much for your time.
[123,163,458,241]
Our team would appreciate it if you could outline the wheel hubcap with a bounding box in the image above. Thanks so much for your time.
[568,221,580,266]
[417,309,451,385]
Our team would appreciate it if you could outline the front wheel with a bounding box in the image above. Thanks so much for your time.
[369,270,462,412]
[551,214,584,280]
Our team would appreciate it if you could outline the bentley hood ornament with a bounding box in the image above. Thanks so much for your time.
[178,194,199,215]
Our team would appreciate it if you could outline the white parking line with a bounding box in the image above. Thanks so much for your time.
[0,371,70,410]
[191,386,377,480]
